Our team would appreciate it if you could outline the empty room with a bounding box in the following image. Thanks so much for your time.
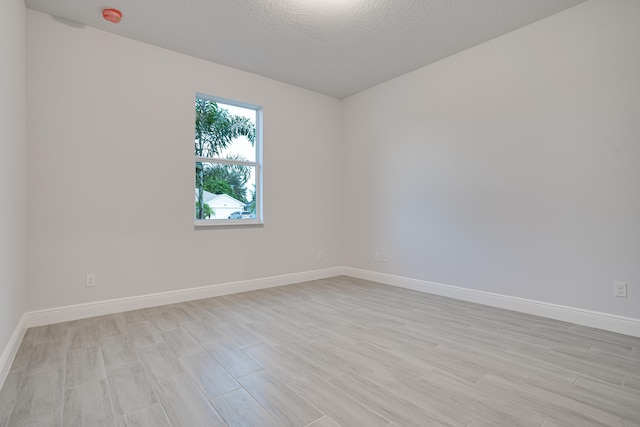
[1,0,639,425]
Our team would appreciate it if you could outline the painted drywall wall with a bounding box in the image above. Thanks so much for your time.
[342,0,640,318]
[26,10,342,311]
[0,0,27,351]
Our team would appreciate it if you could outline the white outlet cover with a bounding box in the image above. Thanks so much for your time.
[86,274,96,287]
[614,281,627,298]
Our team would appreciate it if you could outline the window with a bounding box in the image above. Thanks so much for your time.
[194,94,262,225]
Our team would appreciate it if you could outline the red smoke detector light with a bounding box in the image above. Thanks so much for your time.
[102,8,122,23]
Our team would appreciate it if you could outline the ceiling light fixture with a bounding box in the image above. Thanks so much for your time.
[102,8,123,24]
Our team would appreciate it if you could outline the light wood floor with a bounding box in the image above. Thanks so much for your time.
[1,276,639,426]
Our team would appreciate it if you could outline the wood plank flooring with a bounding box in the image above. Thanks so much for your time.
[1,276,639,426]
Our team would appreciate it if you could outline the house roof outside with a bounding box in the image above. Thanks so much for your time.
[195,189,244,208]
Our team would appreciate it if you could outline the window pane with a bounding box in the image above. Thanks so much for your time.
[195,162,257,220]
[217,102,256,163]
[195,98,256,162]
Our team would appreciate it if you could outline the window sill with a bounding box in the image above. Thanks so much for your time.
[194,219,263,228]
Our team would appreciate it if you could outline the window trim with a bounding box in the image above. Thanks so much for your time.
[194,94,263,227]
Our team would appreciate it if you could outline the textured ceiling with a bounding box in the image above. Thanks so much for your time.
[25,0,586,99]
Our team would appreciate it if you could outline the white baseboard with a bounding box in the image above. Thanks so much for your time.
[25,267,343,328]
[0,313,27,390]
[17,264,640,336]
[343,267,640,338]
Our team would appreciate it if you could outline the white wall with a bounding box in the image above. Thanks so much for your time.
[342,0,640,318]
[0,0,27,356]
[24,1,640,322]
[26,10,342,311]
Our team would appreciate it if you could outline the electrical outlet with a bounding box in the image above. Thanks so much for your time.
[86,273,96,288]
[374,252,380,262]
[317,250,324,260]
[614,281,627,298]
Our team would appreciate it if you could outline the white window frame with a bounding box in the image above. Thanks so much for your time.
[194,94,263,227]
